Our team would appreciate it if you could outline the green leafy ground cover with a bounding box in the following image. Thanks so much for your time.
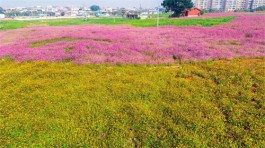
[0,16,235,30]
[0,58,264,147]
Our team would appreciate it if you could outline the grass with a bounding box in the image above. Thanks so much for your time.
[0,16,235,30]
[0,57,264,147]
[30,37,83,48]
[30,37,112,48]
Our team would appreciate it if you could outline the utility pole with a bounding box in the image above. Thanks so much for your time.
[157,0,162,28]
[157,6,160,27]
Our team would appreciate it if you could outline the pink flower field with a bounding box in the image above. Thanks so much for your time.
[0,14,264,64]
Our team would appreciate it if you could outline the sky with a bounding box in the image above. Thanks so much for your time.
[0,0,166,8]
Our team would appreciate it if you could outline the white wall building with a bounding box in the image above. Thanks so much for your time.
[224,0,244,11]
[196,0,212,9]
[194,0,265,11]
[252,0,265,9]
[0,14,5,19]
[211,0,226,10]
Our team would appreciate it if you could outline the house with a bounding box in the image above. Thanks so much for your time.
[0,13,5,19]
[69,7,80,17]
[125,11,139,19]
[126,13,139,19]
[182,8,201,17]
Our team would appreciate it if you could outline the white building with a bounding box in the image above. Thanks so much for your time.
[195,0,212,9]
[224,0,240,11]
[211,0,226,11]
[0,13,5,19]
[252,0,265,9]
[223,0,265,11]
[104,7,113,13]
[194,0,265,11]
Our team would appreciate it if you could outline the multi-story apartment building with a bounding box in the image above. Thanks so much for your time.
[251,0,265,9]
[195,0,212,10]
[211,0,227,10]
[195,0,226,11]
[194,0,265,11]
[224,0,243,11]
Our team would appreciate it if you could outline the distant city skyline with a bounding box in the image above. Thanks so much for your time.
[0,0,165,8]
[195,0,265,11]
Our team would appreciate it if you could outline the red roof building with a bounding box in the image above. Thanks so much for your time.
[182,8,201,17]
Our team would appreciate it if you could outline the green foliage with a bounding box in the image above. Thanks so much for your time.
[208,8,221,12]
[0,58,264,147]
[255,6,265,11]
[4,10,52,17]
[5,11,19,17]
[234,9,249,12]
[0,7,4,14]
[63,47,73,52]
[7,11,30,17]
[90,5,100,11]
[162,0,193,17]
[30,37,81,48]
[0,16,235,30]
[200,9,208,15]
[60,12,65,16]
[31,37,112,48]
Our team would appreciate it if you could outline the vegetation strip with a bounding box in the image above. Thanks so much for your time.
[30,37,112,48]
[0,16,235,30]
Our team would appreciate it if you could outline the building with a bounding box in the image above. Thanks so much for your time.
[194,0,265,11]
[196,0,212,9]
[0,13,5,19]
[182,8,202,17]
[224,0,238,11]
[125,11,140,19]
[195,0,225,11]
[251,0,265,9]
[223,0,265,11]
[211,0,226,11]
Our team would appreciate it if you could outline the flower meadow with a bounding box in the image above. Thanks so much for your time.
[0,14,264,64]
[1,58,264,147]
[1,13,265,147]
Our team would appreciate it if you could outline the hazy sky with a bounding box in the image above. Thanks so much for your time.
[0,0,165,8]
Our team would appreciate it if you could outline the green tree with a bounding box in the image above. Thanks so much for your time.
[200,9,208,15]
[6,11,21,17]
[255,6,265,11]
[90,5,100,11]
[0,7,5,14]
[162,0,193,17]
[61,12,65,16]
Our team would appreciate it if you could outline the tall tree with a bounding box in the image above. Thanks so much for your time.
[61,12,65,16]
[255,6,265,11]
[162,0,193,17]
[0,7,5,14]
[90,5,100,11]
